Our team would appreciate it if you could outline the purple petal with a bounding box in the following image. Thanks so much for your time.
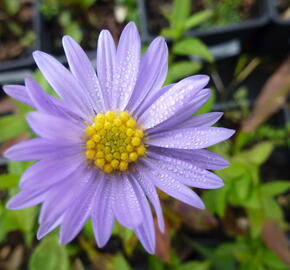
[141,160,205,209]
[3,85,34,107]
[127,37,168,113]
[146,88,211,134]
[38,164,91,224]
[148,127,235,149]
[26,112,84,142]
[6,188,46,209]
[159,88,211,129]
[112,22,141,110]
[139,75,209,129]
[19,153,84,189]
[33,51,93,119]
[97,30,116,110]
[147,151,224,189]
[4,138,81,161]
[131,169,164,232]
[147,89,211,134]
[59,170,98,244]
[37,216,63,240]
[62,36,104,112]
[131,179,155,254]
[112,174,143,229]
[134,84,175,118]
[25,78,68,118]
[92,174,115,248]
[176,112,223,129]
[149,147,229,170]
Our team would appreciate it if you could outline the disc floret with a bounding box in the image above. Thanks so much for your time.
[84,111,146,173]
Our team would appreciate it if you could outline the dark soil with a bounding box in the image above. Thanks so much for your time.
[0,0,35,61]
[276,0,290,19]
[43,0,129,55]
[146,0,259,35]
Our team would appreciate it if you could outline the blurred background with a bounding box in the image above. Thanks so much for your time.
[0,0,290,269]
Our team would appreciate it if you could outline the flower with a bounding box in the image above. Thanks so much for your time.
[3,22,234,254]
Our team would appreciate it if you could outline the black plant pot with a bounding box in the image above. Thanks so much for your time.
[0,0,42,72]
[261,0,290,53]
[138,0,270,49]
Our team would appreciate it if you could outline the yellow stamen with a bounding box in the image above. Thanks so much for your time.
[84,111,146,173]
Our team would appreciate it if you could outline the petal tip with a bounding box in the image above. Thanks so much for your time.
[6,198,20,210]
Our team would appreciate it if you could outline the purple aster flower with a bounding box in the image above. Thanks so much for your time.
[3,22,234,254]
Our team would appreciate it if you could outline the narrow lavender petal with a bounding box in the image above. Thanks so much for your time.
[139,75,209,129]
[59,170,98,244]
[134,84,175,118]
[141,160,205,209]
[147,151,224,189]
[26,112,84,142]
[160,88,211,133]
[131,179,155,254]
[33,51,93,119]
[92,174,115,248]
[25,78,68,118]
[147,88,210,134]
[62,36,104,112]
[112,174,143,229]
[19,153,84,189]
[112,22,141,110]
[148,127,235,149]
[3,85,34,107]
[38,164,92,225]
[97,30,116,110]
[6,188,46,209]
[24,78,84,122]
[37,216,63,240]
[127,37,168,113]
[176,112,223,129]
[4,138,81,161]
[149,147,229,170]
[131,169,164,232]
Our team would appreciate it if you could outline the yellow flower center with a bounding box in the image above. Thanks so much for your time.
[84,111,146,174]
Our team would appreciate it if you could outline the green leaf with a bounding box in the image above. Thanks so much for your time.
[166,61,201,84]
[184,10,213,30]
[64,22,83,43]
[263,249,289,270]
[0,115,29,142]
[173,38,214,62]
[260,181,290,198]
[8,161,34,176]
[169,0,191,39]
[0,204,37,245]
[174,261,211,270]
[202,187,228,217]
[148,256,164,270]
[233,175,251,202]
[29,235,70,270]
[262,198,283,221]
[20,31,36,47]
[247,208,264,238]
[235,142,273,166]
[161,28,177,39]
[242,188,261,209]
[113,254,132,270]
[4,0,20,15]
[0,174,19,189]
